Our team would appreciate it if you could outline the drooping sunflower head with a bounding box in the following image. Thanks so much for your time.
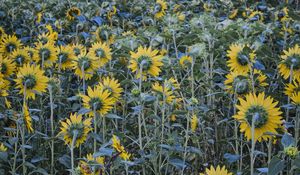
[0,35,22,56]
[129,46,163,80]
[233,92,283,142]
[58,113,92,147]
[33,42,57,68]
[98,77,123,101]
[71,43,87,56]
[88,42,112,67]
[248,11,264,22]
[80,85,115,117]
[153,0,167,19]
[285,80,300,97]
[15,63,49,100]
[279,45,300,81]
[164,77,180,90]
[111,135,131,161]
[199,165,232,175]
[179,55,192,68]
[229,9,238,19]
[23,103,34,133]
[225,71,250,95]
[56,45,75,70]
[227,43,256,73]
[0,56,16,77]
[66,7,81,21]
[37,32,57,45]
[72,53,99,80]
[94,25,115,45]
[10,49,30,67]
[152,81,175,104]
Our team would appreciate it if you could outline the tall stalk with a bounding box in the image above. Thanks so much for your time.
[250,115,257,175]
[70,130,78,175]
[295,107,300,146]
[93,108,98,154]
[21,85,27,175]
[48,85,55,175]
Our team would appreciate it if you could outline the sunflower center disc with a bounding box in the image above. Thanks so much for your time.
[78,57,91,70]
[23,74,37,89]
[233,75,249,94]
[58,53,68,63]
[285,54,300,69]
[95,48,106,58]
[245,105,268,128]
[154,4,162,13]
[16,55,25,65]
[89,97,103,111]
[237,47,252,66]
[100,30,110,41]
[68,123,84,139]
[137,55,152,71]
[73,48,81,56]
[39,48,51,60]
[6,43,16,53]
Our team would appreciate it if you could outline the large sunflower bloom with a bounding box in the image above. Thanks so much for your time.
[233,92,283,142]
[199,165,232,175]
[227,44,256,73]
[72,53,99,80]
[154,0,167,19]
[58,113,92,147]
[88,42,112,67]
[0,35,22,56]
[98,77,123,101]
[278,45,300,81]
[0,56,16,77]
[33,42,57,68]
[15,64,49,100]
[80,85,115,117]
[10,49,30,67]
[129,46,163,80]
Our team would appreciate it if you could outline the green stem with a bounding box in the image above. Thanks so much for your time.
[49,85,55,175]
[93,109,97,154]
[70,131,78,175]
[250,115,257,175]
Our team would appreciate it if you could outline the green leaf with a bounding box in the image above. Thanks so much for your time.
[268,157,285,175]
[169,158,187,169]
[281,133,295,148]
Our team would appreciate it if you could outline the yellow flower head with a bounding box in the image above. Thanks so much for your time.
[0,56,16,77]
[56,45,75,70]
[179,55,192,68]
[154,0,167,19]
[72,53,99,80]
[111,135,131,161]
[129,46,163,80]
[88,42,112,67]
[191,114,198,132]
[233,92,283,142]
[229,9,238,19]
[15,63,49,100]
[98,77,123,101]
[278,45,300,81]
[199,165,232,175]
[33,42,57,68]
[23,103,34,133]
[66,7,81,21]
[0,75,9,97]
[284,146,299,158]
[152,81,176,104]
[0,35,22,56]
[80,85,115,117]
[249,11,264,22]
[227,43,256,73]
[276,7,289,22]
[58,113,92,147]
[284,80,300,97]
[10,49,30,67]
[93,25,115,45]
[37,32,57,45]
[0,142,7,152]
[291,92,300,105]
[71,43,87,56]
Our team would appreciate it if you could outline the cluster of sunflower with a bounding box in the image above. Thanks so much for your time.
[0,0,300,175]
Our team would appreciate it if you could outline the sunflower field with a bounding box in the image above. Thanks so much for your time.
[1,0,300,174]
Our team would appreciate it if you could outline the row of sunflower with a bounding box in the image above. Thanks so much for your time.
[0,0,300,175]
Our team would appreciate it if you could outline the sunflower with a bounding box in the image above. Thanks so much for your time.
[24,46,35,61]
[242,8,252,18]
[129,46,163,80]
[191,114,198,132]
[80,85,115,117]
[98,77,123,101]
[154,0,167,19]
[0,142,7,152]
[10,49,30,67]
[111,135,131,161]
[0,35,22,56]
[56,45,75,70]
[165,77,180,90]
[72,53,99,80]
[248,11,264,22]
[284,80,300,97]
[0,76,9,97]
[233,92,283,142]
[15,64,49,100]
[66,7,81,21]
[278,45,300,81]
[33,42,57,68]
[227,44,256,73]
[179,55,192,68]
[88,42,112,67]
[199,165,232,175]
[58,113,92,147]
[291,92,300,105]
[37,32,57,45]
[23,103,34,133]
[152,82,176,104]
[94,25,115,45]
[229,9,238,19]
[276,7,289,22]
[71,43,87,56]
[0,56,16,77]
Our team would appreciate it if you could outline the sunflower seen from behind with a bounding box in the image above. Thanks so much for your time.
[154,0,167,19]
[72,53,99,80]
[58,113,92,148]
[15,63,49,100]
[56,45,75,70]
[94,25,115,45]
[88,42,112,67]
[111,135,131,161]
[199,165,232,175]
[71,43,87,56]
[98,77,123,102]
[129,46,163,80]
[80,85,115,117]
[0,35,22,56]
[284,80,300,97]
[10,49,30,67]
[278,45,300,81]
[152,81,176,104]
[233,92,283,142]
[33,42,57,68]
[0,56,16,77]
[227,43,256,73]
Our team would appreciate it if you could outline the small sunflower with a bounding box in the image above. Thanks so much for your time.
[0,142,7,152]
[179,55,193,68]
[24,46,35,61]
[191,114,198,132]
[227,44,256,73]
[33,42,57,68]
[276,7,289,22]
[56,45,75,70]
[71,43,87,56]
[37,32,57,45]
[88,42,112,67]
[242,8,253,18]
[129,46,163,80]
[15,64,49,100]
[0,56,16,77]
[229,9,238,19]
[233,92,283,142]
[98,77,123,101]
[58,113,92,147]
[248,11,264,22]
[94,26,115,45]
[278,45,300,81]
[152,81,176,104]
[72,53,99,80]
[154,0,167,19]
[0,35,22,56]
[284,80,300,97]
[107,6,117,20]
[23,103,34,133]
[165,77,180,90]
[66,7,81,21]
[111,135,131,161]
[199,165,232,175]
[80,85,115,117]
[10,49,30,67]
